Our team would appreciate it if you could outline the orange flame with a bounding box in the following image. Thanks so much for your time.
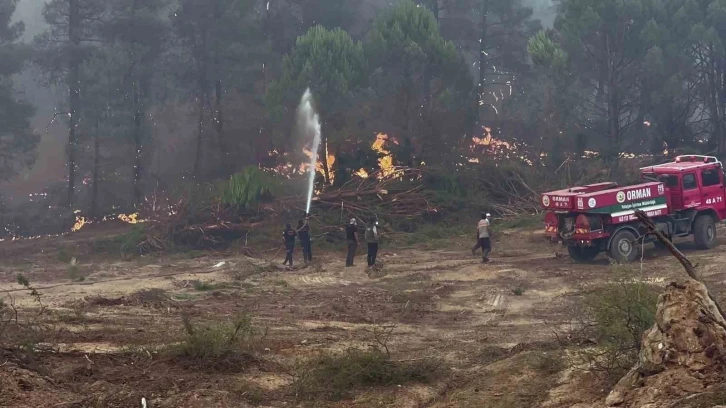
[303,142,335,185]
[71,215,87,232]
[372,133,401,178]
[118,213,141,224]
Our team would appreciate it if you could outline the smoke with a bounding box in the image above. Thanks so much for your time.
[2,0,63,202]
[523,0,555,28]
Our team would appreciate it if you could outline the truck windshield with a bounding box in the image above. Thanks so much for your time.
[659,175,678,187]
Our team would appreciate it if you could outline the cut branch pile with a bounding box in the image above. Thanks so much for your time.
[137,168,433,251]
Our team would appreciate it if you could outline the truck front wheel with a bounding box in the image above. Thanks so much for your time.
[608,230,639,263]
[694,214,717,249]
[568,246,599,262]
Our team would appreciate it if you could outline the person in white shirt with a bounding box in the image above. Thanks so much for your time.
[472,213,492,262]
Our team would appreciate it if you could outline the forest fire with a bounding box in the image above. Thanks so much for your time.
[303,143,336,185]
[471,126,512,152]
[71,211,87,232]
[372,133,399,178]
[118,212,141,224]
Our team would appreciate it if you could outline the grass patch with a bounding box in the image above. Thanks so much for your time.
[67,261,85,282]
[191,280,235,291]
[512,287,525,296]
[293,348,447,401]
[235,381,264,405]
[525,351,564,375]
[492,213,542,232]
[57,247,77,263]
[172,293,198,301]
[568,266,660,384]
[167,313,260,370]
[90,225,147,256]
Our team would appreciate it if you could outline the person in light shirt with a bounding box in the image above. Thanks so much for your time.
[472,213,492,262]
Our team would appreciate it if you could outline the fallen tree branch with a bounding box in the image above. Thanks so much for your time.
[634,210,726,322]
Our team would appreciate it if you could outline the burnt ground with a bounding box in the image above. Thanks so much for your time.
[0,224,723,408]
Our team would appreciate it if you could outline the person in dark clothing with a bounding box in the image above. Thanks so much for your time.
[298,217,311,263]
[365,219,380,267]
[345,218,358,267]
[282,223,297,266]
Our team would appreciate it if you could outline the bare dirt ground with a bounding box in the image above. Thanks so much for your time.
[1,223,723,408]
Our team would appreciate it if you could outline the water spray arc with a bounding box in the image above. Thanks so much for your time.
[297,88,322,214]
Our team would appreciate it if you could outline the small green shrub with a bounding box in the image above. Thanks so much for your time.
[57,247,76,263]
[572,267,660,383]
[512,287,526,296]
[67,259,85,282]
[220,167,276,209]
[169,313,259,369]
[191,280,234,291]
[293,348,447,401]
[120,225,147,254]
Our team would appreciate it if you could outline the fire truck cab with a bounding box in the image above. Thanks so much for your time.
[541,155,726,263]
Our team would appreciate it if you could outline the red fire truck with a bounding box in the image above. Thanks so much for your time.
[541,155,726,262]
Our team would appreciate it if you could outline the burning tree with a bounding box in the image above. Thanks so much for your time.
[268,25,367,185]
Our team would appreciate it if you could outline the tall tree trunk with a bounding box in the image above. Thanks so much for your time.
[605,35,620,162]
[213,0,226,174]
[477,0,489,128]
[133,87,143,205]
[214,77,225,171]
[707,46,723,157]
[91,116,100,218]
[193,94,205,178]
[67,0,81,208]
[718,56,726,158]
[320,135,330,185]
[193,29,208,179]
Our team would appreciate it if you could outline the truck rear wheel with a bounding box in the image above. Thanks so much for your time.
[608,230,639,263]
[567,246,599,262]
[694,214,717,249]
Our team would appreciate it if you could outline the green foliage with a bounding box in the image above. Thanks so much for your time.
[271,25,366,118]
[493,214,542,232]
[170,313,258,366]
[293,348,446,400]
[575,267,660,382]
[364,0,474,165]
[1,274,48,364]
[0,0,37,180]
[527,31,566,69]
[220,167,276,210]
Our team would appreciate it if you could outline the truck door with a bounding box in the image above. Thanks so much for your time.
[660,175,681,209]
[681,173,701,208]
[700,167,726,218]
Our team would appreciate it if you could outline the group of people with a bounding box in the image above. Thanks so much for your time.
[282,212,491,267]
[282,217,312,267]
[281,216,380,268]
[345,218,380,268]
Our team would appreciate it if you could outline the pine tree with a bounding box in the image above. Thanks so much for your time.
[0,0,37,180]
[34,0,107,207]
[103,0,169,204]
